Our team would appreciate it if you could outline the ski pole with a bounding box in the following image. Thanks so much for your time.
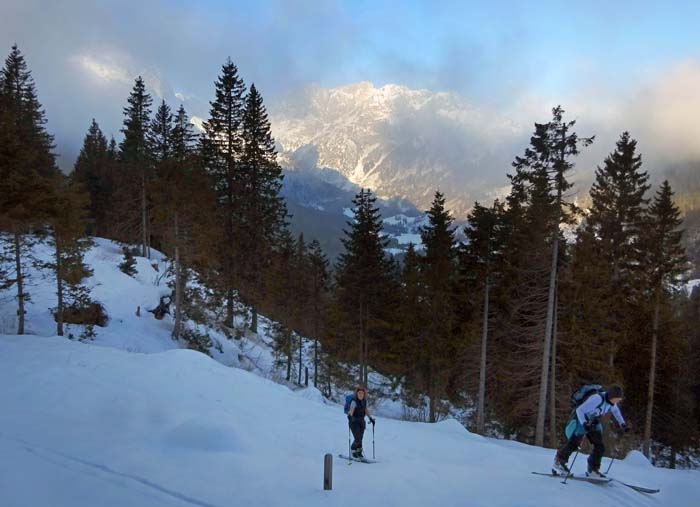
[348,425,351,463]
[605,456,615,475]
[562,448,580,485]
[372,421,375,459]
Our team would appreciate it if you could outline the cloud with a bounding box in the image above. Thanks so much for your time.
[72,54,131,84]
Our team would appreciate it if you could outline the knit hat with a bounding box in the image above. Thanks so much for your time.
[607,385,623,400]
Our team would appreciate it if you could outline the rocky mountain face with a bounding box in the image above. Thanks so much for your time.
[271,81,520,218]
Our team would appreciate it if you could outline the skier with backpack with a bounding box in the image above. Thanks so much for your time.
[553,384,629,478]
[344,385,376,459]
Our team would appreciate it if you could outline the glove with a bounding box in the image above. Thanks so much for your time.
[584,417,599,433]
[620,423,630,434]
[369,417,376,425]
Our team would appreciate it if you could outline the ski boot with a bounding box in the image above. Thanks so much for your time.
[552,454,570,476]
[586,466,606,479]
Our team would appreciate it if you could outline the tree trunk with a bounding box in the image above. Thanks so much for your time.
[251,307,258,334]
[286,329,292,382]
[314,339,319,388]
[643,290,661,458]
[536,185,563,447]
[226,288,235,329]
[172,213,183,340]
[13,232,25,335]
[476,277,490,434]
[298,334,303,385]
[55,235,64,337]
[141,171,148,258]
[359,297,365,386]
[548,287,559,448]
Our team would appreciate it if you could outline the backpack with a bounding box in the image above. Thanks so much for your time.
[343,393,355,414]
[571,384,605,409]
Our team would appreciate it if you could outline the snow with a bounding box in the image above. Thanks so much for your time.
[685,278,700,294]
[1,333,698,507]
[1,238,698,506]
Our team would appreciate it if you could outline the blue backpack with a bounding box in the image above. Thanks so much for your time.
[343,393,354,414]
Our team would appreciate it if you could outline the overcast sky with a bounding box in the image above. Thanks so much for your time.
[2,0,700,179]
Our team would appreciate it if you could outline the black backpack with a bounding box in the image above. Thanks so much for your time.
[571,384,605,409]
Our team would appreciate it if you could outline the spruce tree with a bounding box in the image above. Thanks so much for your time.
[171,104,197,162]
[44,174,93,337]
[419,190,457,422]
[587,132,649,367]
[0,45,57,334]
[512,106,593,445]
[149,99,173,163]
[460,200,504,433]
[73,119,112,235]
[201,58,246,327]
[118,77,153,257]
[640,181,687,457]
[307,239,330,387]
[238,83,288,333]
[119,245,137,277]
[335,188,397,386]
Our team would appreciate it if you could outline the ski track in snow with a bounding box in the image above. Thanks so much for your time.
[1,434,224,507]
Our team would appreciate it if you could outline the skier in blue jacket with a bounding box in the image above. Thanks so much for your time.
[553,385,629,478]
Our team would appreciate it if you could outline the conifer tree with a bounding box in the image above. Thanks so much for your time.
[171,104,197,162]
[512,107,593,445]
[73,119,112,235]
[307,239,330,387]
[149,99,173,163]
[238,83,288,333]
[119,245,137,277]
[397,242,425,406]
[335,188,396,386]
[44,174,93,336]
[0,45,57,334]
[460,201,504,433]
[118,77,153,257]
[419,190,457,422]
[587,132,649,367]
[201,58,246,327]
[640,181,687,457]
[151,155,219,342]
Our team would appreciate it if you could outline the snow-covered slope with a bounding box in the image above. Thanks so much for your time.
[1,333,697,507]
[1,238,698,506]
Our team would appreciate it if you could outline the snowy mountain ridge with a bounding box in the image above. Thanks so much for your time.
[271,82,522,218]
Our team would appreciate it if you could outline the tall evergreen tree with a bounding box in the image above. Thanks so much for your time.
[44,174,93,337]
[307,239,330,387]
[171,104,197,162]
[460,200,504,433]
[512,106,593,445]
[419,190,457,422]
[237,83,288,333]
[0,45,57,334]
[149,99,173,163]
[118,76,153,257]
[335,188,397,386]
[587,132,649,367]
[639,181,687,457]
[73,119,112,235]
[201,58,246,327]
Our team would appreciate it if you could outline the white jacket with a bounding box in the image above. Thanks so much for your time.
[575,393,625,426]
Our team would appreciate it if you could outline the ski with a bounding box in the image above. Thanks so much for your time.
[338,454,376,464]
[610,479,660,494]
[531,471,612,485]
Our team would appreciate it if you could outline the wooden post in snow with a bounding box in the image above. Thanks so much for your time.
[323,453,333,490]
